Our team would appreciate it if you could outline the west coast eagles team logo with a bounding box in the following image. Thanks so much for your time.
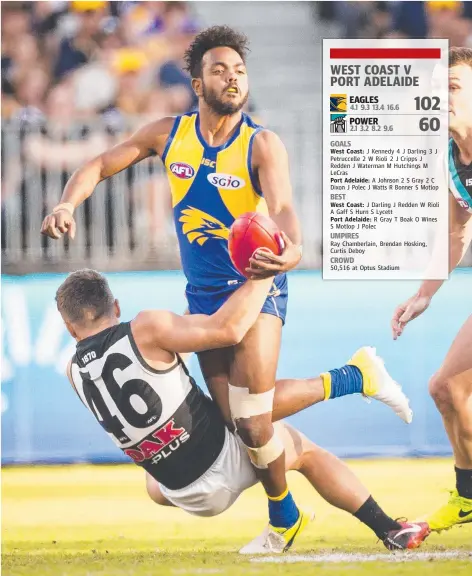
[330,94,347,112]
[179,206,229,246]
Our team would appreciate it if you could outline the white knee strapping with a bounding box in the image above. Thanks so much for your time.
[228,384,282,468]
[228,384,275,419]
[245,432,284,469]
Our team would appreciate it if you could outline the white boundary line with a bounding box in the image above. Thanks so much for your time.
[251,550,472,564]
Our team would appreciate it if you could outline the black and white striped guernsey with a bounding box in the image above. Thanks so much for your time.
[69,322,226,490]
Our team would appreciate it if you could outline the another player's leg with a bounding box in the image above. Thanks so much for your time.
[282,423,430,551]
[425,315,472,531]
[240,422,430,554]
[197,347,233,427]
[228,313,307,549]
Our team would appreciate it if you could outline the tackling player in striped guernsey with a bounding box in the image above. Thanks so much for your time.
[58,268,429,552]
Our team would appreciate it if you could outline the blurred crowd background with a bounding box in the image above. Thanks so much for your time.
[2,1,472,467]
[2,1,472,273]
[2,0,202,124]
[316,1,472,44]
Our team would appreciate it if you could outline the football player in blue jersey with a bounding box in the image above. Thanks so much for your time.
[42,25,411,550]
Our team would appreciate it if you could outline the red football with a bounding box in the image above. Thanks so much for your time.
[228,212,283,278]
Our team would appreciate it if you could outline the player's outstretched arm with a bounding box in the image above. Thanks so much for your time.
[392,193,472,339]
[247,130,303,278]
[40,117,175,240]
[131,276,274,354]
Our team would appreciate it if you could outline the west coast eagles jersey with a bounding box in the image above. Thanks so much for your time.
[161,111,286,290]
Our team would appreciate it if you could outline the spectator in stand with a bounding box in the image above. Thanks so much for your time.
[1,2,31,59]
[388,1,472,45]
[318,0,472,45]
[71,16,124,118]
[161,1,193,34]
[24,81,109,173]
[425,1,472,47]
[110,48,154,116]
[54,1,109,80]
[158,20,199,112]
[1,4,45,118]
[7,33,44,88]
[30,1,69,64]
[121,1,167,43]
[31,1,68,38]
[2,0,201,120]
[12,68,50,124]
[358,2,393,39]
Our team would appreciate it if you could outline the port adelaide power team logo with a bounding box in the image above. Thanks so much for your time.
[330,94,347,133]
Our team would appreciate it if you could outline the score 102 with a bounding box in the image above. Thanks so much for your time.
[415,96,441,132]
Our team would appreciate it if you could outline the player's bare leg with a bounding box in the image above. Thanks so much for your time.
[281,422,370,511]
[198,347,325,427]
[199,315,310,550]
[240,422,429,554]
[198,347,412,428]
[227,313,308,549]
[425,315,472,530]
[199,334,288,497]
[429,316,472,467]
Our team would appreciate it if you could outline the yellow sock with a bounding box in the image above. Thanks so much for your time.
[321,372,332,400]
[268,486,289,502]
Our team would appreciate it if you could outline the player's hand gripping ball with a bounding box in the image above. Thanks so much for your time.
[228,212,284,278]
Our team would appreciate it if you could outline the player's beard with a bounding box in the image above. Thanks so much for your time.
[202,83,249,116]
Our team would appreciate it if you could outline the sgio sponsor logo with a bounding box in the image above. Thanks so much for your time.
[207,173,245,190]
[170,162,195,179]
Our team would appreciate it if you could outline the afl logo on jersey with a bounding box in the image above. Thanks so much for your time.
[170,162,195,179]
[457,198,471,211]
[207,173,245,190]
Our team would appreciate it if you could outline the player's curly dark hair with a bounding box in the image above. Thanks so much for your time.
[184,25,250,78]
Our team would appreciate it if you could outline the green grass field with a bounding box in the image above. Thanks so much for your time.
[2,459,471,575]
